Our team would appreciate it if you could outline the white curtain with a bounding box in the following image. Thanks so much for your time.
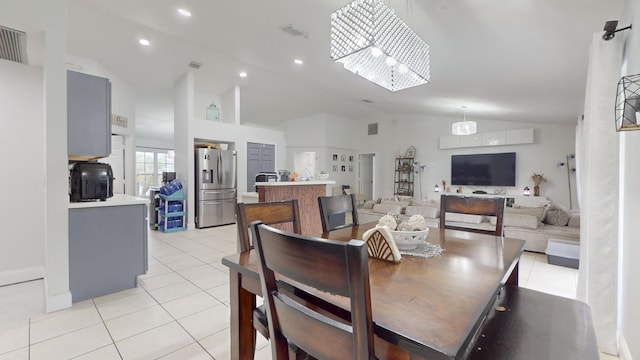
[576,33,623,354]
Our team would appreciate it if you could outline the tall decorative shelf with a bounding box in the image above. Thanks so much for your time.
[157,189,186,233]
[394,157,414,196]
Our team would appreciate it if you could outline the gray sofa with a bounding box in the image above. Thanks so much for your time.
[358,197,579,253]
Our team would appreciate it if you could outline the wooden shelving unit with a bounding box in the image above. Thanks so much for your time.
[394,157,414,196]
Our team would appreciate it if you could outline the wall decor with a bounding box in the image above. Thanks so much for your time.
[333,165,338,172]
[341,154,346,162]
[341,165,346,172]
[405,145,416,158]
[349,165,353,172]
[349,155,354,162]
[333,154,338,161]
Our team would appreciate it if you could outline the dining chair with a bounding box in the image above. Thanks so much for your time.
[236,199,302,252]
[439,194,505,236]
[251,221,376,360]
[318,194,359,233]
[235,200,303,352]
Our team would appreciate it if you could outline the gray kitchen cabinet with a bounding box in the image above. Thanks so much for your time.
[67,70,111,160]
[69,204,147,302]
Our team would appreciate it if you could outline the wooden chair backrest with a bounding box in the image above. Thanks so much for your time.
[251,221,375,360]
[318,194,359,233]
[236,200,301,252]
[439,195,505,236]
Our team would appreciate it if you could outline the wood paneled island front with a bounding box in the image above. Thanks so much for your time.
[255,181,335,235]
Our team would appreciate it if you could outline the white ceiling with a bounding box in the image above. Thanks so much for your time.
[67,0,625,141]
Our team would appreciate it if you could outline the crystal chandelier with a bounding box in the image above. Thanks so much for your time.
[330,0,430,92]
[452,106,477,135]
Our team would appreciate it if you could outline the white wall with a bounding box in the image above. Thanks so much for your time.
[280,113,360,192]
[0,60,45,285]
[136,136,173,150]
[356,114,577,207]
[0,0,71,312]
[618,1,640,358]
[174,71,288,227]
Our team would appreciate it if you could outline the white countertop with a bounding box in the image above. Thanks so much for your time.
[69,194,150,209]
[255,180,335,186]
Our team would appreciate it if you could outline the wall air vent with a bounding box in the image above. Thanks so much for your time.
[278,24,310,39]
[0,26,27,64]
[368,123,378,135]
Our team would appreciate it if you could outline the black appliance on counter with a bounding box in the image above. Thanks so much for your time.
[255,172,278,183]
[69,162,114,202]
[254,172,278,191]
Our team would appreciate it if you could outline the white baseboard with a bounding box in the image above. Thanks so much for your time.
[45,291,72,313]
[618,335,632,360]
[0,266,44,286]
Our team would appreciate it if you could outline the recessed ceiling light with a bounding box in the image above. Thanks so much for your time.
[239,72,248,78]
[177,8,191,17]
[294,59,304,65]
[139,38,150,46]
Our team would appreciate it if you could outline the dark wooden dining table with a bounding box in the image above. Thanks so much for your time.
[221,222,525,360]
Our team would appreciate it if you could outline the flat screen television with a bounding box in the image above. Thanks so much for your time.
[451,152,516,186]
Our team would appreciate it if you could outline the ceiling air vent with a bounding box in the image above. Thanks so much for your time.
[278,24,310,39]
[188,60,202,69]
[0,25,27,64]
[368,123,378,135]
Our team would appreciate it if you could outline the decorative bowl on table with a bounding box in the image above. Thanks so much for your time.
[316,173,329,180]
[390,228,429,250]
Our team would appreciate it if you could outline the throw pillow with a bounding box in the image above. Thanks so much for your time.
[363,200,375,209]
[568,214,580,228]
[544,206,570,226]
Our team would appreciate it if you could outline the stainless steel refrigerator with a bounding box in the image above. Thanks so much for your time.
[195,148,237,228]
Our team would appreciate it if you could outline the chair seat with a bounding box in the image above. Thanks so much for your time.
[465,286,598,359]
[252,305,269,339]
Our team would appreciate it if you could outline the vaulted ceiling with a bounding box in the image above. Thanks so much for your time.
[67,0,625,142]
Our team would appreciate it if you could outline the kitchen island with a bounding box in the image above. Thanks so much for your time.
[255,181,335,235]
[68,194,149,302]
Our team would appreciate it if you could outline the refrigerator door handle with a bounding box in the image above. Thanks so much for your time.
[217,152,222,184]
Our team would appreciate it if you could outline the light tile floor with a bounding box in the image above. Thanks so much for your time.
[0,225,614,359]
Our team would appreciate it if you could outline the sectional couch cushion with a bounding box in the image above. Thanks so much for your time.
[410,198,439,207]
[446,213,483,224]
[372,203,403,215]
[405,205,440,219]
[380,199,410,210]
[506,205,547,222]
[503,214,539,230]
